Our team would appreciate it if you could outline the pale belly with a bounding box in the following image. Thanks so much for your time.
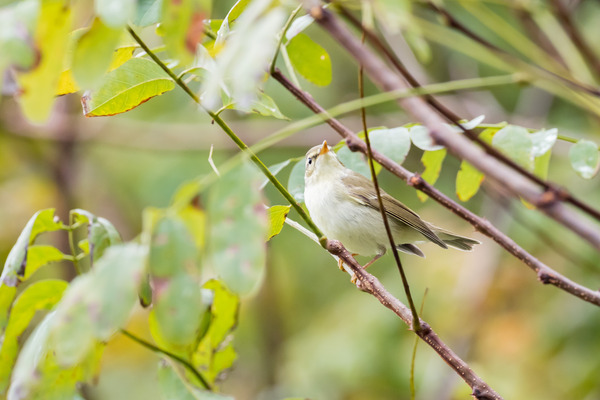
[305,179,414,256]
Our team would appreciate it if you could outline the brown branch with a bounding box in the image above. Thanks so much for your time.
[550,0,600,79]
[336,4,600,225]
[271,68,600,307]
[310,7,600,252]
[326,239,502,400]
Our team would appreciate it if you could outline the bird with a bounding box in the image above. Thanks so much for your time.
[303,140,479,270]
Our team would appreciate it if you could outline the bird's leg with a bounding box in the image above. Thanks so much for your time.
[351,250,385,284]
[338,254,358,271]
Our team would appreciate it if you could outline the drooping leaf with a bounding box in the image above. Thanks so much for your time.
[287,160,306,203]
[456,160,484,202]
[417,149,447,202]
[369,127,411,165]
[71,209,122,264]
[161,0,211,66]
[134,0,162,26]
[0,280,68,393]
[72,18,122,89]
[208,162,267,295]
[530,128,558,157]
[534,149,552,180]
[16,1,72,123]
[48,244,146,366]
[409,125,444,151]
[192,279,239,386]
[286,33,332,87]
[569,139,599,179]
[492,125,534,170]
[95,0,136,28]
[267,205,291,240]
[82,57,175,116]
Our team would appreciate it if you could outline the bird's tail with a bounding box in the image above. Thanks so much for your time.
[432,228,480,251]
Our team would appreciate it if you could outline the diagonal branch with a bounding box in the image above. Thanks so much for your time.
[336,4,600,225]
[309,7,600,252]
[271,68,600,307]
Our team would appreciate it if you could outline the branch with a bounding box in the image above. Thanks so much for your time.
[271,69,600,307]
[336,4,600,225]
[326,240,502,400]
[310,7,600,252]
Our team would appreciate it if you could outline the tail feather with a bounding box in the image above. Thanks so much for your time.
[435,230,480,251]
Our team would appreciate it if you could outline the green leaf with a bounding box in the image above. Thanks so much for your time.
[285,14,314,41]
[248,91,288,119]
[287,160,306,203]
[72,18,122,89]
[0,280,68,393]
[96,0,136,28]
[267,205,290,241]
[370,127,411,165]
[161,0,211,66]
[82,57,175,116]
[534,149,552,180]
[1,209,63,289]
[192,279,239,386]
[492,125,534,170]
[417,149,447,202]
[49,244,146,365]
[8,312,103,400]
[151,274,208,347]
[23,245,67,280]
[71,209,122,263]
[16,1,72,123]
[409,125,444,151]
[286,33,332,87]
[226,0,251,24]
[134,0,162,27]
[530,128,557,157]
[337,146,370,178]
[207,162,267,295]
[148,215,198,277]
[456,160,484,202]
[569,139,599,179]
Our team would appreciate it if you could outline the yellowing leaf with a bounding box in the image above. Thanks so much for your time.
[267,205,290,240]
[16,1,72,123]
[82,57,175,117]
[417,149,447,202]
[456,160,484,202]
[286,33,332,87]
[162,0,211,67]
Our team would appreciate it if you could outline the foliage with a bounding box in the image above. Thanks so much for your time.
[1,0,600,399]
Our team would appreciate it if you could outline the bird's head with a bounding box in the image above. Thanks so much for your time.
[304,140,345,183]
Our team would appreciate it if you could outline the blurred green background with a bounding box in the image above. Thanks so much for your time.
[2,1,600,399]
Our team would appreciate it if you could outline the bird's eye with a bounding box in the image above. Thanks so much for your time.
[308,158,313,165]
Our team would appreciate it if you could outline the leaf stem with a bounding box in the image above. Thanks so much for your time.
[120,329,213,391]
[67,212,83,275]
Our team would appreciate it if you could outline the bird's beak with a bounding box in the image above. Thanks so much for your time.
[319,140,329,156]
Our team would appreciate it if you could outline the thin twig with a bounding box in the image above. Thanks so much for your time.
[271,69,600,307]
[127,25,326,245]
[358,38,421,332]
[410,288,428,400]
[120,329,212,391]
[311,7,600,251]
[270,4,302,74]
[336,4,600,225]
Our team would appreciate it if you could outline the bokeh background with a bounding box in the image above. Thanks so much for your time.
[1,1,600,399]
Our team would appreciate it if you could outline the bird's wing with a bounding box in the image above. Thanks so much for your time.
[342,174,447,248]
